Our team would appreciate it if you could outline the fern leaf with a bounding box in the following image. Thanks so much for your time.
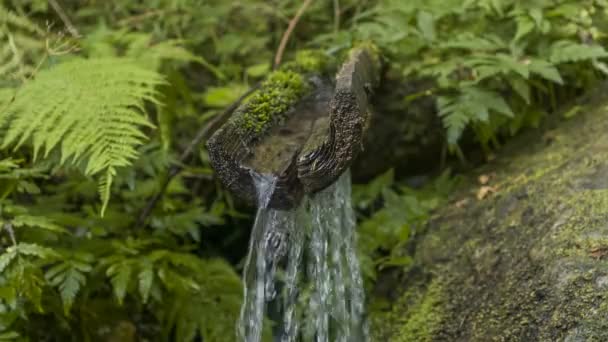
[438,86,513,144]
[45,255,92,314]
[138,262,154,304]
[58,267,85,314]
[12,215,66,233]
[440,33,506,51]
[1,58,164,215]
[528,59,563,84]
[549,40,608,64]
[14,242,58,259]
[161,258,242,342]
[45,262,86,314]
[0,5,45,81]
[0,247,17,273]
[107,260,133,305]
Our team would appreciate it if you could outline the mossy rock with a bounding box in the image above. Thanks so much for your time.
[371,82,608,341]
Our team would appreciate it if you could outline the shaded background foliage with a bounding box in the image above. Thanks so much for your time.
[0,0,607,341]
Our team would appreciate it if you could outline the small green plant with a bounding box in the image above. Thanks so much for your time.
[354,170,458,286]
[319,0,608,151]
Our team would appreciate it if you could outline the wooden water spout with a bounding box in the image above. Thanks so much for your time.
[207,46,380,209]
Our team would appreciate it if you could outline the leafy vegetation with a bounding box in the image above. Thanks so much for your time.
[341,0,608,150]
[0,0,607,341]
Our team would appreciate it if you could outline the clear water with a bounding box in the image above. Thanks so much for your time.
[238,171,367,342]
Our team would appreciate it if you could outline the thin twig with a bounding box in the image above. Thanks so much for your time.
[48,0,81,38]
[273,0,314,69]
[136,84,260,228]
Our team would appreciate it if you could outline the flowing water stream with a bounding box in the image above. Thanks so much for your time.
[238,171,367,342]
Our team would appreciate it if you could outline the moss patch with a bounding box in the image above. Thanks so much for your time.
[350,41,381,74]
[395,280,445,342]
[235,70,307,135]
[233,50,329,137]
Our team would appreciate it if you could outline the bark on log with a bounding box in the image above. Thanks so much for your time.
[373,83,608,341]
[207,47,379,209]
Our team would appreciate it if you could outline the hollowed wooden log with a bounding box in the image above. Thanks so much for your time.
[206,47,379,209]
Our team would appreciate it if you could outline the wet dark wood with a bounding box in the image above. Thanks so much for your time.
[206,48,379,209]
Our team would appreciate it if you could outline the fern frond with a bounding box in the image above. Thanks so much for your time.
[0,242,59,274]
[440,33,506,51]
[1,58,164,215]
[161,258,242,342]
[45,254,92,314]
[438,86,513,144]
[12,215,66,233]
[549,40,608,64]
[0,5,45,81]
[106,260,133,305]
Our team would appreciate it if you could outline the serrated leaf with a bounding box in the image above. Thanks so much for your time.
[138,263,154,303]
[0,248,17,273]
[1,58,164,216]
[15,242,58,259]
[12,215,66,233]
[59,267,85,314]
[529,59,563,84]
[107,261,132,305]
[550,41,608,64]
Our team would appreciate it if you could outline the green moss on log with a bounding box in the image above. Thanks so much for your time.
[372,84,608,341]
[349,41,381,74]
[236,70,307,135]
[233,50,328,137]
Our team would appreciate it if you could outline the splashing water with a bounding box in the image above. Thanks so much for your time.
[238,171,367,342]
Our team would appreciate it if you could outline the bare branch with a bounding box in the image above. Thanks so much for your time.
[273,0,314,69]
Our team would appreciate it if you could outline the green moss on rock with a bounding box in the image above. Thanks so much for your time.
[371,83,608,341]
[396,280,445,342]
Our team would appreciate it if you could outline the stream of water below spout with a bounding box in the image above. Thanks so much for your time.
[238,171,368,342]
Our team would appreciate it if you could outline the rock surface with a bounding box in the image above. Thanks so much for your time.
[373,83,608,341]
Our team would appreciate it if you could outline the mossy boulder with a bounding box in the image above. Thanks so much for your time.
[372,82,608,341]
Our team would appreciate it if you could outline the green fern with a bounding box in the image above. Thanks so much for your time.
[549,40,608,64]
[0,58,165,215]
[437,86,513,144]
[0,4,45,82]
[45,253,93,314]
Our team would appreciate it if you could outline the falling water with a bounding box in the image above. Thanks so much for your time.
[238,170,367,342]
